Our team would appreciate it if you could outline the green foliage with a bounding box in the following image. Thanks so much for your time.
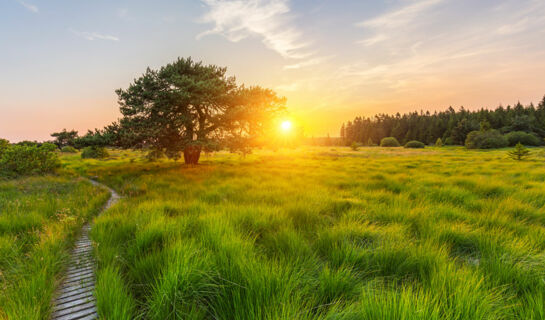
[81,146,109,159]
[505,131,541,146]
[451,119,480,145]
[350,141,361,151]
[74,129,116,149]
[146,149,164,162]
[51,129,78,147]
[367,138,375,146]
[0,139,9,157]
[61,146,77,153]
[0,143,60,178]
[114,57,286,164]
[465,130,508,149]
[380,137,401,147]
[0,177,108,319]
[96,267,135,320]
[435,138,443,147]
[508,143,531,160]
[480,120,492,132]
[15,140,40,147]
[342,96,545,146]
[404,140,425,148]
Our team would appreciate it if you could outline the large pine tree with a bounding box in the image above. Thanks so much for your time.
[114,57,285,164]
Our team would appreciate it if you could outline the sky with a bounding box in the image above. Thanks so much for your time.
[1,0,545,141]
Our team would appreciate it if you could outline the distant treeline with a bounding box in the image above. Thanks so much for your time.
[340,96,545,146]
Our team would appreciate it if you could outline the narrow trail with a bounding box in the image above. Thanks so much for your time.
[50,180,119,320]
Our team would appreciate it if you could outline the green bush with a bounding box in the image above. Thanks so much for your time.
[350,142,361,151]
[0,143,60,178]
[0,139,9,157]
[465,130,508,149]
[146,149,164,161]
[504,131,541,146]
[380,137,401,147]
[81,146,109,159]
[405,140,425,149]
[61,146,78,153]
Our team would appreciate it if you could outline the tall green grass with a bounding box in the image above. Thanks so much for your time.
[0,176,108,320]
[63,147,545,319]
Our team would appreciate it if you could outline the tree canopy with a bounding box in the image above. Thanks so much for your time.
[341,96,545,146]
[113,57,286,164]
[51,129,78,148]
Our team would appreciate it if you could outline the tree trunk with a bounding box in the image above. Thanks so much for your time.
[183,145,201,165]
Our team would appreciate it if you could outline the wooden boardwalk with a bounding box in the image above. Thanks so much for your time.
[50,181,119,320]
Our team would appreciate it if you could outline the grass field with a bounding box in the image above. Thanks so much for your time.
[0,175,109,319]
[57,146,545,319]
[2,146,545,319]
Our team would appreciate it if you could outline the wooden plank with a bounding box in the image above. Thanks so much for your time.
[65,266,94,276]
[53,297,96,314]
[64,271,94,283]
[55,290,94,305]
[56,285,94,300]
[52,305,97,320]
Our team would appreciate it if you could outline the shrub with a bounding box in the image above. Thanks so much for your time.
[405,141,425,149]
[146,149,164,161]
[0,143,60,177]
[380,137,400,147]
[0,139,9,157]
[508,143,531,160]
[350,142,361,151]
[61,146,78,153]
[504,131,541,146]
[81,146,109,159]
[465,130,508,149]
[435,138,443,147]
[15,140,39,147]
[367,138,376,146]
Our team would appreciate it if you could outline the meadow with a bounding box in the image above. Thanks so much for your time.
[0,175,109,319]
[56,146,545,319]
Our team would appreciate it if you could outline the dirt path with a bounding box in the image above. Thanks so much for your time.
[49,180,119,320]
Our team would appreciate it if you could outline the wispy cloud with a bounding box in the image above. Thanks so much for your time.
[283,56,333,70]
[357,34,388,47]
[497,18,529,35]
[70,29,119,41]
[355,0,444,47]
[198,0,310,59]
[294,0,545,116]
[356,0,444,29]
[18,0,38,13]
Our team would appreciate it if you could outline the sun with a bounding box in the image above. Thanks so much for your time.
[280,120,293,132]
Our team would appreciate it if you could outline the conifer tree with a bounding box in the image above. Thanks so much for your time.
[508,143,531,160]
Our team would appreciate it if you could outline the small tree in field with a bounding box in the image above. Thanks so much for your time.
[367,138,374,146]
[508,143,531,161]
[435,138,443,147]
[350,141,360,151]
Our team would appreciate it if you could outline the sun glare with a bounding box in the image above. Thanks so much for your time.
[280,120,293,132]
